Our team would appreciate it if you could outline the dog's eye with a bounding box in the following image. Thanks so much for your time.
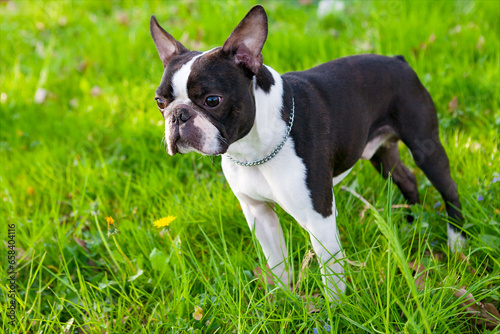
[205,96,221,108]
[155,97,166,110]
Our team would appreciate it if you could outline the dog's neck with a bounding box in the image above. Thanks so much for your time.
[224,65,291,163]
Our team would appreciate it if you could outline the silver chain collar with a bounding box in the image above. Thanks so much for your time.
[225,96,295,167]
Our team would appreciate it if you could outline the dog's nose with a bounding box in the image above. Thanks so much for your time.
[172,104,191,123]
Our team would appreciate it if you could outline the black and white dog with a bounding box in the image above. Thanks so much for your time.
[150,5,464,299]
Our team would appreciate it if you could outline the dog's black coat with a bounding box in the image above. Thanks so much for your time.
[272,54,463,225]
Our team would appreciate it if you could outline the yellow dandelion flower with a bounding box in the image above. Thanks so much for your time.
[105,216,114,225]
[153,216,176,228]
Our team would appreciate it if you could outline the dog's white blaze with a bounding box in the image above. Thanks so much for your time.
[222,68,345,300]
[171,55,202,100]
[170,49,218,100]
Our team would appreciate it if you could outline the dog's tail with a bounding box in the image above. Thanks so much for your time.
[394,55,407,63]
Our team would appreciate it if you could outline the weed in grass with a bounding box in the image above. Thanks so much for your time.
[153,215,177,229]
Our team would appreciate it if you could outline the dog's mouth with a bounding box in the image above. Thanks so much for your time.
[167,133,189,156]
[166,123,199,156]
[167,132,228,156]
[172,138,191,155]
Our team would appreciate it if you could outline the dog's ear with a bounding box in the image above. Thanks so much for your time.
[221,5,268,75]
[150,15,189,68]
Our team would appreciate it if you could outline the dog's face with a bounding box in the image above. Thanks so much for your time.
[150,6,268,156]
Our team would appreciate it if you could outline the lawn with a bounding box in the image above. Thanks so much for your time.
[1,0,499,333]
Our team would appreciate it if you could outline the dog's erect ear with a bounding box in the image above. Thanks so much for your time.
[221,5,268,75]
[150,15,189,68]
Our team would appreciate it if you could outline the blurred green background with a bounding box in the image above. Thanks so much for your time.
[1,1,499,333]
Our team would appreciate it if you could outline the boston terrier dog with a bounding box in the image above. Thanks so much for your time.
[150,5,465,299]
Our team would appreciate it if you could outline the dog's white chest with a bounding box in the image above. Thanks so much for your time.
[221,139,310,207]
[222,160,274,202]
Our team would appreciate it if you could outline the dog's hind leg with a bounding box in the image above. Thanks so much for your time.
[397,88,465,251]
[405,133,465,251]
[370,140,420,221]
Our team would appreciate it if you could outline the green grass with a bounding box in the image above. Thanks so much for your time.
[1,0,499,333]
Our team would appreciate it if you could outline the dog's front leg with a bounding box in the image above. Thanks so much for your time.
[238,196,292,288]
[305,212,345,302]
[289,195,345,302]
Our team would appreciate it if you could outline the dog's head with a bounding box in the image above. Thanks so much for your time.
[150,5,268,156]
